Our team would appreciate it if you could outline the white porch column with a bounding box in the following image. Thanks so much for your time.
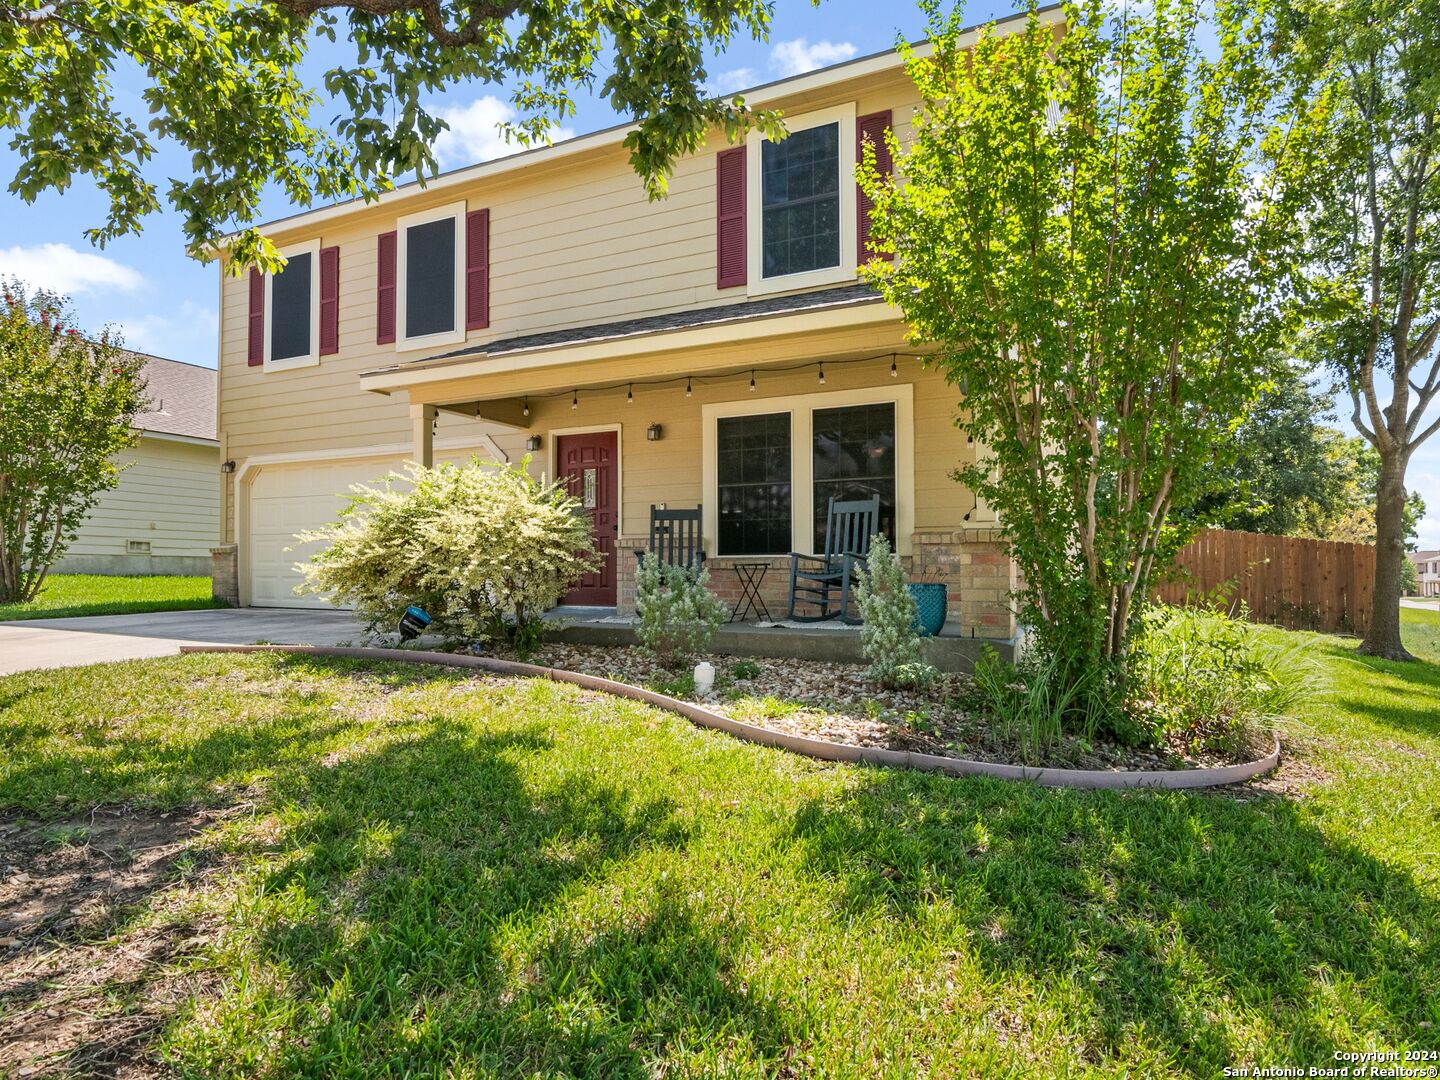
[410,403,437,467]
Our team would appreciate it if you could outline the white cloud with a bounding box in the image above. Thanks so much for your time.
[114,299,217,363]
[0,242,144,297]
[707,67,759,96]
[431,95,575,170]
[769,39,858,78]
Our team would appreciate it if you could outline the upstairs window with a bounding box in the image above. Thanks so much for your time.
[396,202,467,350]
[762,123,841,279]
[270,251,312,363]
[262,239,320,370]
[745,104,856,296]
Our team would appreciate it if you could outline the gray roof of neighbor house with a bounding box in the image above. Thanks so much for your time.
[1411,549,1440,563]
[130,353,218,442]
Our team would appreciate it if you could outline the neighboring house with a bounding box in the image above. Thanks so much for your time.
[212,10,1059,634]
[1411,551,1440,597]
[57,354,220,576]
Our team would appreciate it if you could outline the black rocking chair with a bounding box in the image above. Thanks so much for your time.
[787,495,881,623]
[635,504,705,573]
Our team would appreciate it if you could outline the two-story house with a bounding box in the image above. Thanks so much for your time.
[212,8,1059,637]
[1410,551,1440,596]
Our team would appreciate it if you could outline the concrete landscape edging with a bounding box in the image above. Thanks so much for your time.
[178,644,1282,790]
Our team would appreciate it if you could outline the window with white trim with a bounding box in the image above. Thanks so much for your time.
[396,201,466,350]
[716,412,792,556]
[812,402,896,552]
[264,239,320,370]
[746,103,857,296]
[703,383,913,558]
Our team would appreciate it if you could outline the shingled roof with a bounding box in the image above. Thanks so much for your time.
[374,282,889,374]
[130,353,217,442]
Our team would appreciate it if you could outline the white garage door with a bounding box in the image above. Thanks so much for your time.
[248,457,404,608]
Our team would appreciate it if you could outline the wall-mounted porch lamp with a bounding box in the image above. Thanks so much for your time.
[525,435,543,452]
[646,423,663,441]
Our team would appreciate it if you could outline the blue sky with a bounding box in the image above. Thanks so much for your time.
[1,0,1436,547]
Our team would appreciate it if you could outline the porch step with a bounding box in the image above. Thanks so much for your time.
[548,620,1011,674]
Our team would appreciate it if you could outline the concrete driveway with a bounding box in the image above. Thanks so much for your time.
[0,608,366,676]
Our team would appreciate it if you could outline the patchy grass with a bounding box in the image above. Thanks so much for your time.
[0,574,223,621]
[1400,604,1440,660]
[0,624,1435,1076]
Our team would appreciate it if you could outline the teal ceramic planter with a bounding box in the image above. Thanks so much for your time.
[907,583,948,637]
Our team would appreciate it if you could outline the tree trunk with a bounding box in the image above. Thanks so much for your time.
[1359,451,1415,660]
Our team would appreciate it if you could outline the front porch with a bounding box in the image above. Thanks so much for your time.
[543,606,1012,672]
[359,284,1019,644]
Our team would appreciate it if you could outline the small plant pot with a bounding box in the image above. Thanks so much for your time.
[907,583,948,637]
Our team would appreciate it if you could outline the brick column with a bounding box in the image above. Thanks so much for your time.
[210,544,239,607]
[908,529,1015,639]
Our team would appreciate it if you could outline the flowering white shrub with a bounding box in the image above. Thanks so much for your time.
[296,457,600,653]
[634,553,727,668]
[855,535,936,689]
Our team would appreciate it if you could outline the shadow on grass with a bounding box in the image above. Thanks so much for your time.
[1316,641,1440,742]
[207,717,799,1076]
[788,768,1439,1072]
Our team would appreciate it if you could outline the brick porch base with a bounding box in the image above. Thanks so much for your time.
[617,530,1015,639]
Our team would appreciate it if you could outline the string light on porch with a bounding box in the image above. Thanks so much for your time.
[514,353,922,411]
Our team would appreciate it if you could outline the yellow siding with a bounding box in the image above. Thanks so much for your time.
[218,68,924,548]
[513,355,979,540]
[67,436,220,559]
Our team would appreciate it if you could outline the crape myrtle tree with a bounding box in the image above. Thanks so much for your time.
[0,0,788,271]
[0,283,145,603]
[1275,0,1440,660]
[860,0,1315,695]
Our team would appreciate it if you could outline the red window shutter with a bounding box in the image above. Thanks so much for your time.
[247,268,264,366]
[319,245,340,356]
[715,146,747,289]
[857,110,894,263]
[376,230,397,345]
[465,208,489,331]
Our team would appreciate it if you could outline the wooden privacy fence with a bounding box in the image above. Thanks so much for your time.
[1153,529,1376,635]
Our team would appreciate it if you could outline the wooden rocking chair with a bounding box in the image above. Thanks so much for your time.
[787,495,880,623]
[635,504,705,573]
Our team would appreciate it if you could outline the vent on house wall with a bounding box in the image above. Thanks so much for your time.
[126,540,152,554]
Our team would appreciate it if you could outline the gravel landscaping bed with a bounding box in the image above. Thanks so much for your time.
[526,643,1249,771]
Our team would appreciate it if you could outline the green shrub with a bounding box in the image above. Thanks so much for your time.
[730,659,762,680]
[634,554,727,668]
[296,457,600,655]
[971,646,1110,764]
[1127,603,1321,754]
[855,534,937,690]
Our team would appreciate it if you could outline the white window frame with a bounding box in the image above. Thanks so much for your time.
[702,382,914,558]
[263,239,321,371]
[396,200,467,352]
[746,102,858,298]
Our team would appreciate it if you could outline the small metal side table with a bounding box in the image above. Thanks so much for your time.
[729,562,772,623]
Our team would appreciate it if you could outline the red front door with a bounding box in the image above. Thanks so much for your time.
[557,431,618,605]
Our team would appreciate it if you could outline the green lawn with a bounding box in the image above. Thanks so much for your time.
[0,573,223,621]
[0,616,1436,1076]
